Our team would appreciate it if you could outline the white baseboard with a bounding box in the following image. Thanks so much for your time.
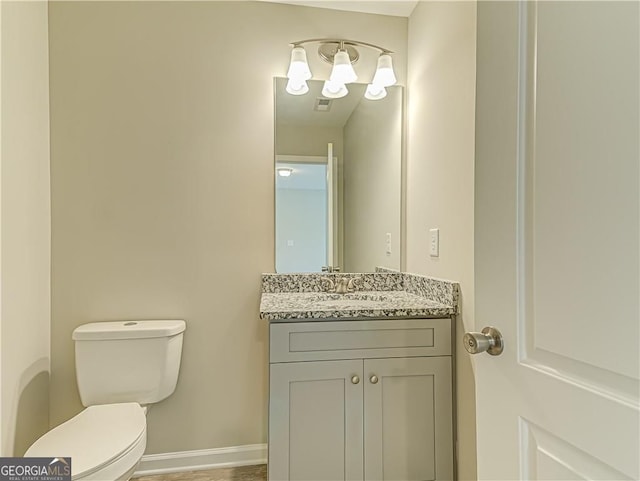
[132,444,267,477]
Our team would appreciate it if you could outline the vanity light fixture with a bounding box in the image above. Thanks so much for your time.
[277,167,293,177]
[285,39,397,100]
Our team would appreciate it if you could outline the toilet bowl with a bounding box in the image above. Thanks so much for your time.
[26,403,146,481]
[25,320,186,481]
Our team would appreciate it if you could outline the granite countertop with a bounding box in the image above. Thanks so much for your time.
[260,272,459,322]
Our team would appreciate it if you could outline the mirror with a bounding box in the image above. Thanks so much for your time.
[275,77,402,273]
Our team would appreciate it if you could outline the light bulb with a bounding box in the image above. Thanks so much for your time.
[287,46,312,82]
[277,168,293,177]
[364,83,387,100]
[286,78,309,96]
[322,80,348,99]
[371,53,396,87]
[329,49,357,84]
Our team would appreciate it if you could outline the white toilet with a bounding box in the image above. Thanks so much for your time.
[26,319,186,481]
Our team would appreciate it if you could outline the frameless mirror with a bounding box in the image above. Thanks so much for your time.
[274,77,402,273]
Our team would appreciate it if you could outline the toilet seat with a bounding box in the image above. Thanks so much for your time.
[26,403,146,480]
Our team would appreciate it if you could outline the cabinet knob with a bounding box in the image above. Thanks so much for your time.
[370,375,379,384]
[351,375,360,384]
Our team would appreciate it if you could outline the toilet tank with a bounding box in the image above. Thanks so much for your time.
[72,320,186,407]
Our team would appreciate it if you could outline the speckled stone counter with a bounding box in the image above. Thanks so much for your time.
[260,272,459,321]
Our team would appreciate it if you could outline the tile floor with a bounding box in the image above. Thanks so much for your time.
[134,464,266,481]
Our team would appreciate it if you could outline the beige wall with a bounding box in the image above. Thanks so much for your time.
[407,2,477,479]
[343,88,402,272]
[0,0,51,456]
[48,1,407,454]
[276,125,344,160]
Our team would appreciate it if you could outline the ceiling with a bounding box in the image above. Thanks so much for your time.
[263,0,419,17]
[275,78,367,128]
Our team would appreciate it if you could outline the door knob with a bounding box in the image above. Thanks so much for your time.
[351,375,360,384]
[463,327,504,356]
[369,375,379,384]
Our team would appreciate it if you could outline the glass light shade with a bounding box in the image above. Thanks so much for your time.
[364,83,387,100]
[322,80,348,99]
[285,78,309,96]
[329,49,357,84]
[371,53,397,87]
[287,46,312,82]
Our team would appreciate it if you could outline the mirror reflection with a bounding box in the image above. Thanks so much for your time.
[275,77,402,273]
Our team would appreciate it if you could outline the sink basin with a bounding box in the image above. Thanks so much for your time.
[312,292,392,308]
[313,292,391,301]
[316,299,387,308]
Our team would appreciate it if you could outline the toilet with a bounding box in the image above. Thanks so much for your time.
[26,319,186,481]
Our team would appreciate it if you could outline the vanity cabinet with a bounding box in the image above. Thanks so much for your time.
[268,318,454,481]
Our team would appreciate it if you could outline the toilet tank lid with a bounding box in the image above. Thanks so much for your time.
[73,320,186,341]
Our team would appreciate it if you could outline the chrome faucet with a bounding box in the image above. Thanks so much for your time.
[321,265,341,273]
[320,276,362,294]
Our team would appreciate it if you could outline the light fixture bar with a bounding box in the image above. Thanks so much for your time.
[290,38,393,55]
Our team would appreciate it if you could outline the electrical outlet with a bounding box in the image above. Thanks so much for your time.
[385,233,392,255]
[429,228,439,257]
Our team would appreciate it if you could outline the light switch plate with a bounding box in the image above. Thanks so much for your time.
[429,228,439,257]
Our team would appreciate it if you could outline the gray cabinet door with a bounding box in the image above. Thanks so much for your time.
[364,357,453,481]
[269,360,364,481]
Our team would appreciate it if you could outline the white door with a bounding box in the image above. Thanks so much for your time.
[474,2,639,480]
